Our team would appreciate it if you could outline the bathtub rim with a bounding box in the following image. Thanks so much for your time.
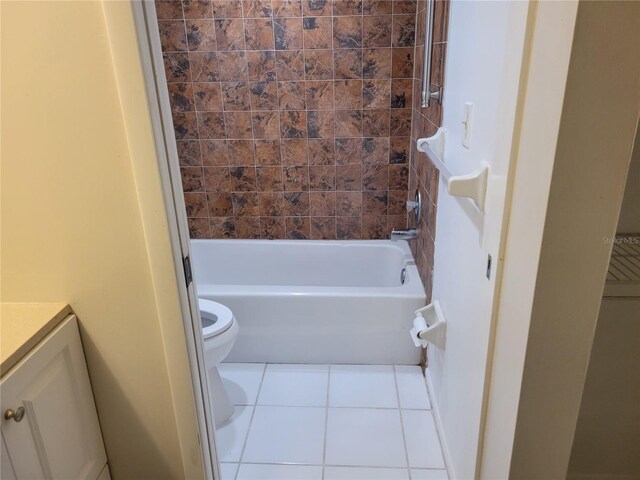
[190,238,417,265]
[191,238,425,297]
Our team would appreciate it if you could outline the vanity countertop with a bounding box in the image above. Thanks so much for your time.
[1,302,73,376]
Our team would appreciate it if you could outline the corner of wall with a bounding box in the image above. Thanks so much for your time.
[101,2,204,478]
[507,2,640,478]
[410,0,450,366]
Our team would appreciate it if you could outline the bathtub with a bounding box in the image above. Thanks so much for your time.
[191,239,426,364]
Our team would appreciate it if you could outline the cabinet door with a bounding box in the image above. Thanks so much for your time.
[1,316,106,479]
[1,434,17,480]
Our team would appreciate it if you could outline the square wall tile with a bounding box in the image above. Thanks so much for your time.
[155,0,422,240]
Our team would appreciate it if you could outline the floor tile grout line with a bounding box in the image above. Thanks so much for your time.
[222,459,449,470]
[232,401,430,410]
[235,362,268,477]
[394,365,414,479]
[245,404,431,410]
[322,364,332,479]
[220,363,441,478]
[425,372,449,478]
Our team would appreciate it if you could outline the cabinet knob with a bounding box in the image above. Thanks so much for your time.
[4,407,25,422]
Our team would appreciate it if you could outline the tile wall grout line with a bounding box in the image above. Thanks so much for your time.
[301,5,311,240]
[169,2,416,240]
[270,5,286,240]
[330,4,337,241]
[182,0,212,236]
[359,2,367,242]
[238,0,250,240]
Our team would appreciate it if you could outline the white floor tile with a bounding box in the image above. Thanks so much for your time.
[242,406,326,464]
[258,364,329,407]
[329,365,398,408]
[220,463,239,480]
[216,405,254,462]
[324,466,410,479]
[401,411,445,469]
[325,408,406,468]
[236,463,322,480]
[219,363,266,405]
[410,469,449,480]
[395,366,431,410]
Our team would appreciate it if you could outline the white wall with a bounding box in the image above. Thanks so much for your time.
[428,2,530,478]
[507,2,640,478]
[568,298,640,479]
[0,2,202,477]
[101,3,207,477]
[479,2,580,477]
[481,1,640,478]
[617,128,640,233]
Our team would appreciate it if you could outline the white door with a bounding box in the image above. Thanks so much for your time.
[131,3,218,478]
[1,317,106,479]
[426,2,531,478]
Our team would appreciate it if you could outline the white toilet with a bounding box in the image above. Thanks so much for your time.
[199,298,239,426]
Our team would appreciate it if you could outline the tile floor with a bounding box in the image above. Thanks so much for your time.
[215,364,448,480]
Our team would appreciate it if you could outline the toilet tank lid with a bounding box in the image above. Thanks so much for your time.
[198,299,234,338]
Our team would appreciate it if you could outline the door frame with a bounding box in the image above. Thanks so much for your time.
[480,1,640,478]
[113,1,640,479]
[128,2,219,478]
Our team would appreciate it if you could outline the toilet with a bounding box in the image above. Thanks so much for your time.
[199,298,239,426]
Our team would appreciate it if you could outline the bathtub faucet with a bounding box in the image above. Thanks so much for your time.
[390,228,418,241]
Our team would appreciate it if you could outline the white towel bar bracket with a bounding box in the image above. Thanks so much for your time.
[417,128,490,212]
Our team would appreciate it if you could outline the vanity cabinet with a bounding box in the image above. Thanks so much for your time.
[1,315,108,479]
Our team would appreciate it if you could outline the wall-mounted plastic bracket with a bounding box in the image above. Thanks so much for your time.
[417,127,447,162]
[447,161,489,211]
[410,300,447,350]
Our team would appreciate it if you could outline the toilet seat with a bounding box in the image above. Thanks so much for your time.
[199,299,234,338]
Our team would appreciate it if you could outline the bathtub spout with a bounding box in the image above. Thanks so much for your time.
[390,228,418,241]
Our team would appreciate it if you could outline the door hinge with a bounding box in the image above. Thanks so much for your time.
[183,255,193,287]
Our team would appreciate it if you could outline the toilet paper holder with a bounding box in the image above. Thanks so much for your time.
[410,300,447,350]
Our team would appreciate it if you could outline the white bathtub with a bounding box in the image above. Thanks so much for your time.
[191,240,426,364]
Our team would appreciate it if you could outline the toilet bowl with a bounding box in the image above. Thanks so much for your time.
[199,298,239,426]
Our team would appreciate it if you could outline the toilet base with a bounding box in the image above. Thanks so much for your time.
[208,366,234,426]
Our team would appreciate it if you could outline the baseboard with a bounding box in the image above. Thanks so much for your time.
[425,369,456,480]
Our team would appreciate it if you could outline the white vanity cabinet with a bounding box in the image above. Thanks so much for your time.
[1,315,108,479]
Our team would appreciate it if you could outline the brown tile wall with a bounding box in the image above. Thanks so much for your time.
[409,0,448,302]
[156,0,417,239]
